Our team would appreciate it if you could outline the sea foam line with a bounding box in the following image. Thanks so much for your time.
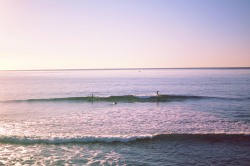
[0,135,154,144]
[0,133,249,145]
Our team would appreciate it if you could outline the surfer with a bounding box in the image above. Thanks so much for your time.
[90,94,94,102]
[156,91,160,96]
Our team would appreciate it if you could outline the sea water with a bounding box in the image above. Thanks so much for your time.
[0,69,249,165]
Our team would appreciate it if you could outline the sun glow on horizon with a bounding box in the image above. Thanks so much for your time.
[0,0,250,70]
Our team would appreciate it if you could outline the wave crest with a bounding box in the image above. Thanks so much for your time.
[0,135,153,144]
[1,134,249,145]
[4,94,209,103]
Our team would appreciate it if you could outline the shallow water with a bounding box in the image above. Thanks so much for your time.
[0,69,249,165]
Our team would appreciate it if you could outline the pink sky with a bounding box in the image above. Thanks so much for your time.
[0,0,250,70]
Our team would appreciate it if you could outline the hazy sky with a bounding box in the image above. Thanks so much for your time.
[0,0,250,70]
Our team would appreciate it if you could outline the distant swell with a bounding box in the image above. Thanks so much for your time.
[4,94,211,103]
[0,134,249,145]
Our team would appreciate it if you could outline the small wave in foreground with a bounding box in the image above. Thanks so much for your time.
[1,134,249,145]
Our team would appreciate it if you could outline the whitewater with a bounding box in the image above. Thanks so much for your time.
[0,69,249,165]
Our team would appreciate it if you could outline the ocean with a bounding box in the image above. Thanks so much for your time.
[0,69,249,165]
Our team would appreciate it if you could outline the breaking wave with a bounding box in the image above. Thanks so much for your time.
[4,94,212,103]
[0,134,249,145]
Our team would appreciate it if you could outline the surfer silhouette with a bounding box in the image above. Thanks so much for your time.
[156,91,160,96]
[90,94,94,102]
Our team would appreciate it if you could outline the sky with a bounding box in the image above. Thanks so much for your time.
[0,0,250,70]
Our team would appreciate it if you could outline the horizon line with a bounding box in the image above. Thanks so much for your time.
[1,67,250,71]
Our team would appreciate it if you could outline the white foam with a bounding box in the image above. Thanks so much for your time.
[0,135,154,144]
